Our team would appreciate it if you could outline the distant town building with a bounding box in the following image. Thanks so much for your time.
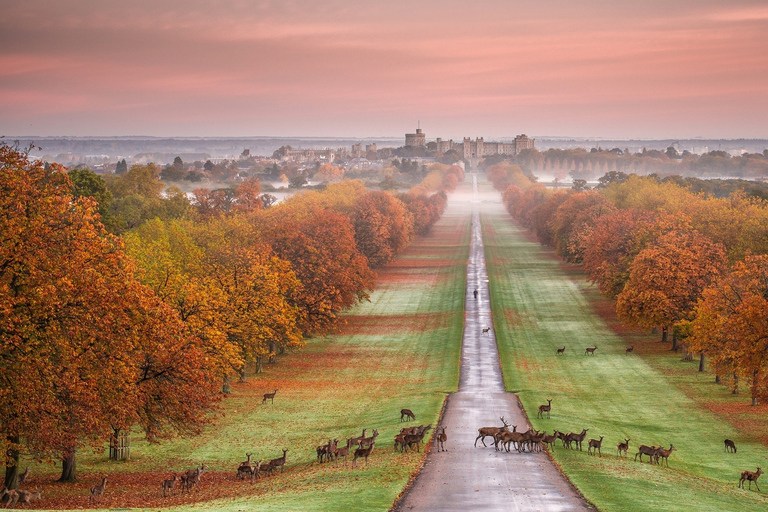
[365,143,378,153]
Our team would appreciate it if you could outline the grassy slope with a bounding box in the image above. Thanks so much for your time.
[481,191,768,511]
[29,193,470,511]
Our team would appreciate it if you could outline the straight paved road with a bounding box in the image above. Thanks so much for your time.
[394,174,590,512]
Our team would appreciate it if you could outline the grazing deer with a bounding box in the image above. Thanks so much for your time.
[262,389,278,404]
[400,409,416,422]
[475,417,510,447]
[353,442,375,466]
[162,474,178,497]
[482,327,491,335]
[739,467,764,491]
[17,467,30,486]
[269,449,288,473]
[183,464,207,493]
[654,444,676,467]
[617,439,631,458]
[89,477,107,505]
[359,429,379,449]
[588,436,604,456]
[435,427,447,452]
[9,488,41,509]
[635,444,658,463]
[724,439,737,453]
[556,346,566,356]
[625,345,634,355]
[569,429,589,451]
[585,346,597,356]
[537,398,553,419]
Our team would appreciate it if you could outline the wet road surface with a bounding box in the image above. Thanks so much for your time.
[394,174,590,512]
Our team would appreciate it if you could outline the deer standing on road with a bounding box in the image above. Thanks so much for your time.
[482,327,491,335]
[435,427,447,452]
[262,389,278,404]
[588,436,604,456]
[724,439,737,453]
[739,467,764,491]
[585,346,598,356]
[537,398,553,419]
[89,477,107,505]
[617,439,631,458]
[556,346,566,356]
[400,409,416,422]
[475,417,510,447]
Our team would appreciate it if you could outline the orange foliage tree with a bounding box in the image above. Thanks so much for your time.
[688,255,768,405]
[353,191,415,267]
[616,229,727,349]
[0,145,220,487]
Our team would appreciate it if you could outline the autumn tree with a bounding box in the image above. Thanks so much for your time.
[616,229,726,349]
[0,145,220,487]
[353,191,415,267]
[688,255,768,405]
[314,163,345,182]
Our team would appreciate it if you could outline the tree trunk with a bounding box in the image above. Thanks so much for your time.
[238,365,247,383]
[268,341,277,364]
[699,353,706,372]
[715,374,721,384]
[4,434,20,490]
[222,376,231,395]
[752,397,759,406]
[58,449,76,482]
[661,325,668,343]
[732,374,739,394]
[670,330,679,352]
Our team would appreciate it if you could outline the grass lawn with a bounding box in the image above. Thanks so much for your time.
[481,186,768,511]
[21,192,471,511]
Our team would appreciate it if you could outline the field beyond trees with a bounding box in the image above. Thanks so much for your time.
[482,184,768,511]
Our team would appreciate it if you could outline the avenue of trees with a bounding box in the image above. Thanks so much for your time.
[0,144,455,489]
[490,162,768,405]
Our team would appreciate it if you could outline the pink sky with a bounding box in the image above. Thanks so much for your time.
[1,0,767,139]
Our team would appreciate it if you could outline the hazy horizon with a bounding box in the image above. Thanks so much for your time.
[2,1,767,140]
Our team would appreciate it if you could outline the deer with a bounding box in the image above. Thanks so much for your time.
[17,467,30,486]
[625,345,634,355]
[161,474,178,497]
[537,398,553,419]
[556,346,566,356]
[239,452,253,469]
[394,432,407,453]
[316,439,332,463]
[569,429,589,451]
[739,467,764,491]
[654,444,676,467]
[497,428,523,453]
[404,428,430,452]
[269,449,288,473]
[635,444,659,463]
[617,438,631,458]
[528,430,546,452]
[248,461,263,482]
[334,438,353,462]
[482,327,491,335]
[258,461,274,477]
[475,416,510,447]
[724,439,737,453]
[237,462,254,480]
[542,431,558,451]
[588,436,604,456]
[353,442,375,466]
[262,389,278,404]
[555,430,569,448]
[183,464,207,493]
[400,409,416,422]
[585,345,598,356]
[349,428,368,447]
[89,476,107,505]
[358,429,379,449]
[435,427,447,452]
[9,488,41,509]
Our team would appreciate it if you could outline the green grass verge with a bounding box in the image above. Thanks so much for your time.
[481,189,768,511]
[25,196,470,511]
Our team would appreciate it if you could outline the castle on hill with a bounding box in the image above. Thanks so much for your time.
[405,127,535,158]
